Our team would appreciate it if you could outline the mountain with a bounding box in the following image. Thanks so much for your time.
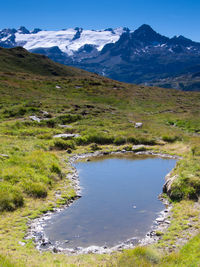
[1,25,200,91]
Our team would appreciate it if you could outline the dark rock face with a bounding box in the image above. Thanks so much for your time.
[32,28,42,34]
[73,27,83,41]
[18,26,30,34]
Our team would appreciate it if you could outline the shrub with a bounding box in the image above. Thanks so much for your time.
[56,114,81,124]
[75,135,89,145]
[53,139,75,150]
[137,137,157,145]
[117,247,160,266]
[169,158,200,201]
[76,134,114,145]
[22,181,47,198]
[124,145,132,151]
[162,135,181,143]
[127,136,139,145]
[87,134,114,145]
[42,119,56,128]
[114,136,126,145]
[3,105,39,118]
[0,184,24,211]
[191,146,200,156]
[90,143,101,151]
[50,163,62,175]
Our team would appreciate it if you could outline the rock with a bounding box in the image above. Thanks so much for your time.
[55,85,61,89]
[163,174,178,194]
[18,241,26,246]
[53,133,80,138]
[52,247,60,253]
[41,238,50,246]
[135,122,143,128]
[156,217,165,223]
[41,110,50,117]
[0,154,9,158]
[29,115,41,122]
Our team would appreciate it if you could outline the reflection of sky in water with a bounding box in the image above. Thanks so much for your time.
[44,157,176,248]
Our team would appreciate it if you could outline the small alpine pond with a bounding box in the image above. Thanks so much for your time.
[44,154,176,249]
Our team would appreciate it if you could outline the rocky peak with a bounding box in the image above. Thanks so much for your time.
[169,35,199,47]
[31,28,42,34]
[18,26,30,34]
[132,24,168,44]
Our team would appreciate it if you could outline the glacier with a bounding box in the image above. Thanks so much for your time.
[12,27,126,56]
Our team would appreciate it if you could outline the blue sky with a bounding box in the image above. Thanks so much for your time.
[1,0,200,41]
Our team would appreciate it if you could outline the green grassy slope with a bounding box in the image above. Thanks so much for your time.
[0,47,200,266]
[0,46,93,77]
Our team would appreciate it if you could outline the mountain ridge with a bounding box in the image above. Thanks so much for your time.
[1,24,200,90]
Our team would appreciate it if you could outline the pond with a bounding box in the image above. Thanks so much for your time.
[44,154,176,250]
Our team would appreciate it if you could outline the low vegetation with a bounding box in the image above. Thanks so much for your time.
[0,47,200,266]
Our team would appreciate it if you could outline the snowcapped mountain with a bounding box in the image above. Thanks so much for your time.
[0,26,127,55]
[1,24,200,91]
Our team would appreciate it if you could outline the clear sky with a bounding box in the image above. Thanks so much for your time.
[1,0,200,41]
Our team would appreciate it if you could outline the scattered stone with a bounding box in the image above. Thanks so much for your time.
[29,115,41,122]
[135,122,143,128]
[52,247,60,253]
[53,134,80,138]
[41,238,50,246]
[40,110,50,118]
[156,217,165,223]
[0,154,9,158]
[18,241,26,246]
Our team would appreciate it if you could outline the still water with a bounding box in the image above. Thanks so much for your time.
[44,155,176,249]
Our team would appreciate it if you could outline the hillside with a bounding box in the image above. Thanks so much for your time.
[0,46,91,77]
[1,25,200,90]
[148,65,200,91]
[0,47,200,266]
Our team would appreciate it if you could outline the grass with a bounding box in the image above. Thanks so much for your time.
[0,47,200,266]
[169,157,200,200]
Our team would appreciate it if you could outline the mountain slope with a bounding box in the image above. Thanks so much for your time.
[0,46,91,77]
